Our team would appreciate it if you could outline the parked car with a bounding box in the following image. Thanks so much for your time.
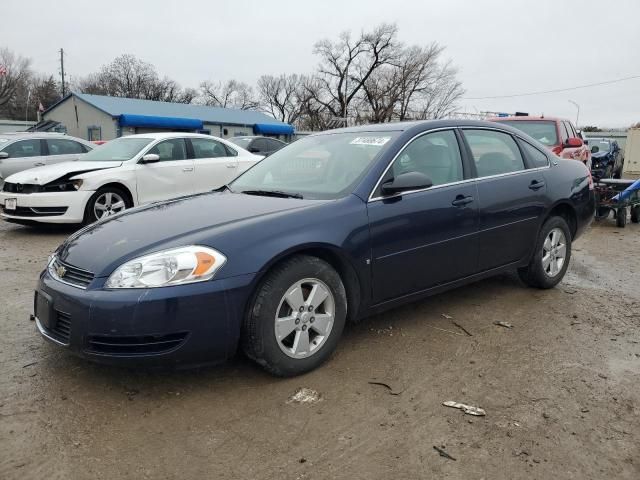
[229,136,287,156]
[33,120,594,375]
[489,116,591,169]
[0,133,262,225]
[0,132,94,182]
[588,138,624,179]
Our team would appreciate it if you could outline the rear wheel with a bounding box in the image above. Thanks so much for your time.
[84,186,131,224]
[616,207,627,228]
[631,205,640,224]
[518,216,572,289]
[242,255,347,377]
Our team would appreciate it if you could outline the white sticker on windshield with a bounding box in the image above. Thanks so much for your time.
[350,136,391,146]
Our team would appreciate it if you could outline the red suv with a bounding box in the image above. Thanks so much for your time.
[489,116,591,168]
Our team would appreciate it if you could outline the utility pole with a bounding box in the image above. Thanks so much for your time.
[568,100,580,128]
[59,48,66,96]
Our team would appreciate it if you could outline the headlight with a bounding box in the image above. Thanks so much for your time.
[42,179,83,192]
[105,246,226,289]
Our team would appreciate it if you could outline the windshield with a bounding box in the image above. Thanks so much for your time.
[590,140,611,153]
[497,120,558,146]
[229,137,252,148]
[230,132,399,200]
[81,137,154,161]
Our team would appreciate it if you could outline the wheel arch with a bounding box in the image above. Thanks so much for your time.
[546,201,578,239]
[248,243,364,324]
[92,182,135,207]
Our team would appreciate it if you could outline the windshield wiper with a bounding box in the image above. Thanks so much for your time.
[241,189,303,199]
[212,184,233,193]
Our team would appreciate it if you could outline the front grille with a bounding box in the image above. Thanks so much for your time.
[50,257,95,288]
[2,182,41,194]
[52,311,71,343]
[85,332,188,356]
[1,206,67,217]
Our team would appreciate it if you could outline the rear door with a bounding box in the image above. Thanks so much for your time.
[368,129,479,303]
[45,138,88,166]
[135,138,194,203]
[189,137,239,192]
[461,128,549,271]
[0,139,47,179]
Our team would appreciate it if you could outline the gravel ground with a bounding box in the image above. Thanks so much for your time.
[1,217,639,479]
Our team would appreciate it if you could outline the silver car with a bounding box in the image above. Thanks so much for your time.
[0,133,95,182]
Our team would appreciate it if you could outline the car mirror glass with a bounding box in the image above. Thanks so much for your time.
[140,153,160,163]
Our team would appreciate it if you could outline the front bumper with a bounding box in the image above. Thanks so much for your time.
[0,190,94,224]
[34,268,256,367]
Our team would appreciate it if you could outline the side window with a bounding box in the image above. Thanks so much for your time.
[224,144,238,157]
[3,139,42,158]
[382,129,463,188]
[147,139,187,161]
[190,138,229,159]
[253,139,268,152]
[46,139,85,155]
[519,140,550,168]
[564,122,576,139]
[558,122,569,144]
[267,139,284,151]
[463,129,525,177]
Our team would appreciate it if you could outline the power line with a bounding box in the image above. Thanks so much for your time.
[463,74,640,100]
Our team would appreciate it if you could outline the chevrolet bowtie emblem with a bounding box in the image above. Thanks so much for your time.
[56,265,67,278]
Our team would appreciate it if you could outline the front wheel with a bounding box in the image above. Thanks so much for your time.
[518,216,572,289]
[242,255,347,377]
[84,187,130,224]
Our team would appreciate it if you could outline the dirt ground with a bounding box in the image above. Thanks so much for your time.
[1,216,638,480]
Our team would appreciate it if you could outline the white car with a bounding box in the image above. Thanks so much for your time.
[0,132,95,181]
[0,133,263,225]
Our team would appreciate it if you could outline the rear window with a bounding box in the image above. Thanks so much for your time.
[496,120,558,146]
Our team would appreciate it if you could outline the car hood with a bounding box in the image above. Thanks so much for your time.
[5,161,122,185]
[591,151,611,160]
[57,192,327,276]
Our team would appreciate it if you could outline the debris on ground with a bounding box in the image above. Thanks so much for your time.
[288,388,322,404]
[443,401,486,416]
[441,313,453,320]
[433,445,456,461]
[452,320,473,336]
[494,321,513,329]
[563,288,578,295]
[368,380,406,396]
[427,325,463,336]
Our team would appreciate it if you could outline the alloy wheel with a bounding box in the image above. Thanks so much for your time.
[94,192,126,220]
[542,227,567,277]
[274,278,335,359]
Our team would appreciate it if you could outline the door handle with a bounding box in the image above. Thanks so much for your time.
[182,167,194,172]
[529,180,545,190]
[226,164,236,168]
[452,195,474,207]
[34,162,45,166]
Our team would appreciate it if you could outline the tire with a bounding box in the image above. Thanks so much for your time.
[242,255,347,377]
[83,186,131,224]
[518,216,572,289]
[631,205,640,224]
[616,207,627,228]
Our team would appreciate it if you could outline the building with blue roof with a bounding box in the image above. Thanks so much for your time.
[41,92,294,141]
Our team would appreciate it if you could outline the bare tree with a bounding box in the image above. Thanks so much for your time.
[410,61,464,120]
[256,74,308,124]
[199,80,258,110]
[0,47,32,111]
[76,54,194,103]
[313,23,399,123]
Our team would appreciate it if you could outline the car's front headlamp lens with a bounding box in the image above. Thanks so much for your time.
[105,246,226,289]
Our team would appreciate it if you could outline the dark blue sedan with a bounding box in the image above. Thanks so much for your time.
[34,120,595,376]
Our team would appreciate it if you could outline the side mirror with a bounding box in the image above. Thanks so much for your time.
[591,145,600,154]
[140,153,160,163]
[0,152,9,160]
[565,137,583,148]
[381,171,433,196]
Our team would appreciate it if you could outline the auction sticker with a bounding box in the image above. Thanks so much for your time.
[350,137,391,146]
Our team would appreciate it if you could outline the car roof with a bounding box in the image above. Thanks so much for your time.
[0,132,72,140]
[487,115,569,123]
[117,132,224,141]
[312,119,531,135]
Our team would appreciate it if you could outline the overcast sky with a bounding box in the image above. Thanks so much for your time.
[4,0,639,127]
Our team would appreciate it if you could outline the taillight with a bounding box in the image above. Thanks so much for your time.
[552,145,563,155]
[588,170,594,190]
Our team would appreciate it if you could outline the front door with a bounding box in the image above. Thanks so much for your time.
[188,137,238,192]
[135,138,194,204]
[367,129,479,303]
[461,128,549,271]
